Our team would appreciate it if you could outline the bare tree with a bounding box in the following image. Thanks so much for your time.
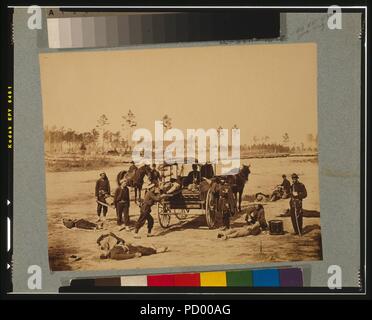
[65,128,74,153]
[122,110,137,150]
[91,129,99,153]
[57,127,65,153]
[282,132,290,145]
[112,131,121,151]
[306,133,316,151]
[96,114,109,153]
[162,114,172,130]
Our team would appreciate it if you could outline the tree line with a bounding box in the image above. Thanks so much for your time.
[45,113,317,155]
[45,111,170,155]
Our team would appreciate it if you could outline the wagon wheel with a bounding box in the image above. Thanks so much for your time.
[205,189,217,229]
[174,209,188,221]
[158,202,171,228]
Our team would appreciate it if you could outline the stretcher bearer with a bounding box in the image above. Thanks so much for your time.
[134,184,166,238]
[95,172,111,222]
[289,173,307,235]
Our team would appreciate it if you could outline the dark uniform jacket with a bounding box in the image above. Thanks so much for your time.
[186,170,201,185]
[95,178,111,197]
[201,163,214,179]
[141,190,162,214]
[246,206,268,230]
[281,178,291,194]
[290,182,307,200]
[113,187,130,207]
[150,169,161,183]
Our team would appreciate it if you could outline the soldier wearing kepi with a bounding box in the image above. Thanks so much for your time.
[289,173,307,235]
[134,184,166,239]
[113,180,130,230]
[95,172,111,222]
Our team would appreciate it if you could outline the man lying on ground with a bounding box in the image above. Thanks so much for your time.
[97,232,168,260]
[217,204,268,240]
[63,218,103,230]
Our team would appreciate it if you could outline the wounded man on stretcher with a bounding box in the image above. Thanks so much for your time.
[159,178,182,194]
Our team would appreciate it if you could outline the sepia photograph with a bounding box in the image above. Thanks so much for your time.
[39,42,321,271]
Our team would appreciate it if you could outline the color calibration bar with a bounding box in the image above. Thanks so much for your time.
[62,268,303,290]
[46,11,280,49]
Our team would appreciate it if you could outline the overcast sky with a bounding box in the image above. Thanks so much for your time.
[40,42,317,145]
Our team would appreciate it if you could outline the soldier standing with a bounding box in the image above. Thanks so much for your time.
[95,172,111,222]
[113,180,130,229]
[220,183,236,230]
[289,173,307,235]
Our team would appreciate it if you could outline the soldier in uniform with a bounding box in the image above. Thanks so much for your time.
[186,164,201,186]
[149,164,161,185]
[217,204,268,240]
[246,204,268,230]
[201,161,215,179]
[128,161,138,173]
[289,173,307,235]
[133,184,166,238]
[95,172,111,222]
[113,180,130,229]
[219,183,236,230]
[281,174,291,198]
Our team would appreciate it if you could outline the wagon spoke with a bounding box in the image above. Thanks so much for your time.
[205,189,217,229]
[174,209,188,221]
[157,202,171,228]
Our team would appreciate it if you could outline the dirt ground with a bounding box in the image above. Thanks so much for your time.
[47,156,322,271]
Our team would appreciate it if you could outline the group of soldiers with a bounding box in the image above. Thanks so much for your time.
[218,172,307,238]
[95,164,308,238]
[95,163,164,238]
[95,162,215,238]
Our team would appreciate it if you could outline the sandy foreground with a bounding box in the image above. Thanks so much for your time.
[47,156,322,271]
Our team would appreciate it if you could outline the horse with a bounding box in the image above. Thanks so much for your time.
[226,164,251,212]
[116,164,152,203]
